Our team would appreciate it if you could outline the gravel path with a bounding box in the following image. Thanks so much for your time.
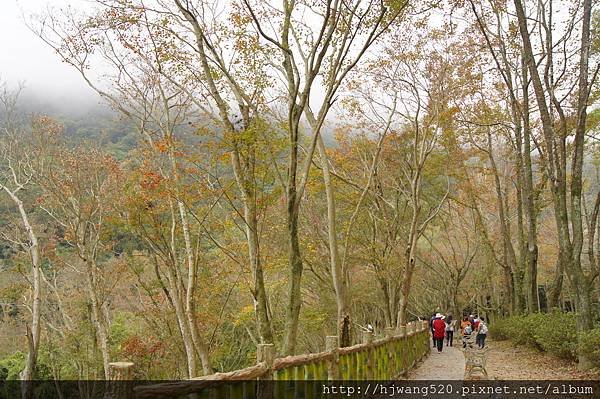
[403,338,599,381]
[405,341,466,380]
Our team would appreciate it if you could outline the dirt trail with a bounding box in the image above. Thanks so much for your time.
[405,341,465,380]
[485,340,598,380]
[404,338,599,380]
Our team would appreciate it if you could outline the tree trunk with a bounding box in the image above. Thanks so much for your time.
[85,260,110,379]
[12,194,41,393]
[283,187,303,355]
[521,61,540,313]
[570,0,594,370]
[316,134,351,347]
[547,258,564,309]
[168,147,212,375]
[487,130,520,313]
[397,258,415,327]
[513,0,593,369]
[245,199,274,344]
[397,212,419,326]
[164,261,197,378]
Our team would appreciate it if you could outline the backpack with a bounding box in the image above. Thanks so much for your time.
[464,325,472,335]
[479,323,488,334]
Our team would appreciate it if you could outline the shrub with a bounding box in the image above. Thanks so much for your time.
[490,314,542,348]
[578,328,600,367]
[481,312,600,367]
[534,312,577,360]
[0,351,25,380]
[519,313,549,349]
[488,317,511,340]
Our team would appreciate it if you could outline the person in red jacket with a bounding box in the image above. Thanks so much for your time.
[432,313,446,353]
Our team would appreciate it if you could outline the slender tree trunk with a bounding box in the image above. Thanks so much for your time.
[244,199,274,344]
[486,130,520,313]
[168,147,212,375]
[282,117,304,354]
[316,134,351,346]
[10,194,41,390]
[547,258,564,309]
[283,194,303,355]
[164,261,197,378]
[397,209,419,326]
[380,278,392,328]
[85,260,110,379]
[569,0,594,369]
[164,201,198,378]
[521,66,540,313]
[229,134,274,346]
[177,199,212,375]
[451,285,460,320]
[513,0,593,368]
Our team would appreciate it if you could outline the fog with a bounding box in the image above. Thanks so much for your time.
[2,0,101,114]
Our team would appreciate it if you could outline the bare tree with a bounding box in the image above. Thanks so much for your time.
[0,85,57,393]
[512,0,597,368]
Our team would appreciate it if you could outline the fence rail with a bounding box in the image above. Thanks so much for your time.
[125,321,430,398]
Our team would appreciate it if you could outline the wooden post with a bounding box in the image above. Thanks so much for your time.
[257,344,275,399]
[257,344,275,369]
[362,331,374,379]
[424,320,431,357]
[398,325,406,337]
[325,336,340,380]
[385,328,396,378]
[104,362,134,399]
[412,323,418,362]
[109,362,134,379]
[361,330,373,345]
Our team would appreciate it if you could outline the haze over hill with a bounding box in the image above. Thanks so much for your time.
[0,0,598,389]
[2,0,96,101]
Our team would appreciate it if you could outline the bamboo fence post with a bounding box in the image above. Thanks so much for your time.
[362,330,373,345]
[104,362,134,399]
[257,344,275,399]
[325,336,340,380]
[361,331,374,380]
[384,328,395,378]
[398,325,406,337]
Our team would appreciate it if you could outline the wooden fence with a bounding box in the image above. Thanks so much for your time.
[112,321,430,398]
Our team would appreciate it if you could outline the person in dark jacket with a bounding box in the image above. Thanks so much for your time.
[432,313,446,353]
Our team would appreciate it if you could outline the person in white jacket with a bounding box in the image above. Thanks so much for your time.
[445,314,455,346]
[476,317,488,349]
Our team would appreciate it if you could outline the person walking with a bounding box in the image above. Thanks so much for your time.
[468,314,475,326]
[476,317,488,349]
[432,313,446,353]
[445,314,455,346]
[461,315,473,349]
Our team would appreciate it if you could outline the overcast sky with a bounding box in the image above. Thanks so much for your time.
[1,0,98,107]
